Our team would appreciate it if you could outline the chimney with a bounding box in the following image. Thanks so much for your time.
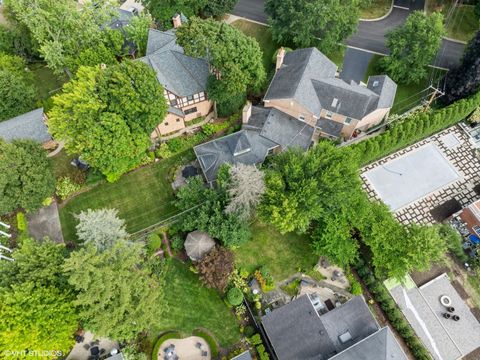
[276,47,286,71]
[172,13,182,28]
[242,101,252,124]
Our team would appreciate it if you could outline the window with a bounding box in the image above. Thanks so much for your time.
[474,225,480,236]
[187,95,194,101]
[344,117,352,125]
[325,111,333,119]
[299,115,305,121]
[184,107,197,115]
[170,99,177,106]
[176,118,180,122]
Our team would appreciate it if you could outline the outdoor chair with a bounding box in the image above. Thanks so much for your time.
[201,351,208,356]
[196,342,202,349]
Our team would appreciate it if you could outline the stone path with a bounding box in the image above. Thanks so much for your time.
[361,125,480,224]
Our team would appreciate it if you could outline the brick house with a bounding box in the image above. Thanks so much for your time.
[265,47,397,140]
[139,15,213,138]
[459,199,480,237]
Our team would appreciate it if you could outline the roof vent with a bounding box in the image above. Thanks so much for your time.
[372,80,379,87]
[440,295,452,307]
[338,331,352,344]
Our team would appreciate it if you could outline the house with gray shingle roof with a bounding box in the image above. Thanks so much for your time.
[194,104,313,185]
[261,295,407,360]
[264,47,397,140]
[0,108,52,145]
[138,15,213,137]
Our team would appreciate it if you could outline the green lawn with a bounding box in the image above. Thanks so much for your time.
[360,0,391,19]
[59,151,194,242]
[445,5,479,42]
[29,62,67,100]
[231,19,277,74]
[363,54,447,114]
[234,222,318,282]
[156,259,241,347]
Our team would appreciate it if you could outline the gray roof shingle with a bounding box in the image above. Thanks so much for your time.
[265,47,397,120]
[316,118,344,138]
[139,29,210,97]
[261,295,380,360]
[0,108,50,143]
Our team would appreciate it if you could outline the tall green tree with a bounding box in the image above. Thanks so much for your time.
[48,61,167,182]
[5,0,117,74]
[0,53,37,121]
[63,240,165,341]
[141,0,206,27]
[0,140,55,214]
[442,31,480,105]
[125,12,153,57]
[176,17,265,97]
[201,0,238,17]
[382,11,444,84]
[265,0,359,52]
[0,238,78,354]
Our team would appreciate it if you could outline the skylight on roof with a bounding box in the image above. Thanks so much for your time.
[331,98,338,107]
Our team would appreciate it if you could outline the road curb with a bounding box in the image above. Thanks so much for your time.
[443,36,467,45]
[225,13,268,27]
[359,0,395,22]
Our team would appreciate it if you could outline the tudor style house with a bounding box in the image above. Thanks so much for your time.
[139,15,213,138]
[194,46,397,184]
[265,47,397,140]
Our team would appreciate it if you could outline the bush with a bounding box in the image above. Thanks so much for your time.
[249,334,262,346]
[227,287,244,306]
[56,177,81,200]
[216,92,246,117]
[349,280,362,295]
[147,233,162,254]
[86,169,105,185]
[170,235,184,251]
[16,212,27,233]
[243,325,255,338]
[202,123,216,136]
[439,223,468,262]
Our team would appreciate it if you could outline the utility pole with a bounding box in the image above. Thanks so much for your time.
[423,85,444,112]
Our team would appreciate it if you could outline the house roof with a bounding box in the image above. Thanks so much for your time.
[329,327,407,360]
[261,295,379,360]
[264,47,397,120]
[316,118,344,138]
[389,273,480,360]
[194,129,277,184]
[0,108,50,143]
[138,29,209,97]
[230,350,252,360]
[194,106,314,184]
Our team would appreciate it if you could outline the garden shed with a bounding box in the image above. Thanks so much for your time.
[185,231,215,261]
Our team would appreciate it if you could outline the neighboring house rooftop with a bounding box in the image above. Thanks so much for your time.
[261,295,380,360]
[0,108,50,143]
[139,29,210,97]
[230,350,252,360]
[389,273,480,360]
[194,106,313,184]
[265,47,397,119]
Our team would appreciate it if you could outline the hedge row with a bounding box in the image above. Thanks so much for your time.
[151,331,181,359]
[351,91,480,166]
[355,260,432,360]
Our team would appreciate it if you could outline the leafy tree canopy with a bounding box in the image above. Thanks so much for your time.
[442,31,480,105]
[176,17,265,96]
[48,61,168,182]
[0,140,55,214]
[63,240,165,341]
[0,52,37,121]
[197,246,234,293]
[265,0,359,52]
[382,11,444,84]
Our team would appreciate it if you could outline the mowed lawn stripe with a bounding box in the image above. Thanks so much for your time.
[59,152,194,242]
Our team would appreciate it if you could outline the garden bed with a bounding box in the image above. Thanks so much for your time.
[360,0,392,19]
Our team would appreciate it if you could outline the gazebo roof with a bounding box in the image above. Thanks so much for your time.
[184,230,215,261]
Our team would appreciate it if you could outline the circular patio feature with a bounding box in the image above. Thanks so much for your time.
[184,231,215,261]
[158,336,211,360]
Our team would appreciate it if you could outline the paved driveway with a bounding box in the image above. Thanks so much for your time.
[27,202,64,243]
[231,0,464,69]
[340,48,373,83]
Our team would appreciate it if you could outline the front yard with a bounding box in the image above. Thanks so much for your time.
[234,221,318,282]
[156,259,241,347]
[58,151,194,242]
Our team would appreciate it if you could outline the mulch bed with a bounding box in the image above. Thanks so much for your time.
[410,263,449,287]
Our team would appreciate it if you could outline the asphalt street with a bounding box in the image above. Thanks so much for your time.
[231,0,465,69]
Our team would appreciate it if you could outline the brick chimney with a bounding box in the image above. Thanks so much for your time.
[172,13,182,28]
[276,47,286,71]
[242,101,252,124]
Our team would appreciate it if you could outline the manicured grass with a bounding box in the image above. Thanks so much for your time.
[231,19,277,73]
[234,222,317,282]
[324,45,346,69]
[363,54,446,114]
[445,5,478,42]
[50,150,84,181]
[156,260,241,347]
[360,0,392,19]
[58,151,194,242]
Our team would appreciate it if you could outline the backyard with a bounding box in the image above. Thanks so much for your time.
[58,151,194,242]
[360,0,391,19]
[155,259,241,347]
[234,221,318,282]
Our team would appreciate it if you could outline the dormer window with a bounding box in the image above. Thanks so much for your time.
[326,111,333,119]
[299,114,305,121]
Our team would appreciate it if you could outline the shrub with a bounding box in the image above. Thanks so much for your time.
[147,233,162,254]
[349,280,362,295]
[56,177,81,200]
[155,143,173,159]
[227,287,244,306]
[235,304,246,318]
[202,123,216,136]
[249,334,262,346]
[243,325,255,338]
[170,235,184,251]
[86,169,105,185]
[16,212,27,232]
[439,223,468,262]
[216,92,246,117]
